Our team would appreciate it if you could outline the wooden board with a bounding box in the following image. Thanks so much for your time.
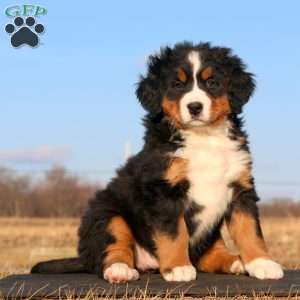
[0,271,300,298]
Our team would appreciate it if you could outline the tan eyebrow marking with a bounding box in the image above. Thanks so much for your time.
[201,66,213,80]
[177,68,187,82]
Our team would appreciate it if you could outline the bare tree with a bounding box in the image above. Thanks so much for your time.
[0,166,100,217]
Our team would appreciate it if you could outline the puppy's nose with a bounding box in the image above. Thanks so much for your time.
[187,102,203,116]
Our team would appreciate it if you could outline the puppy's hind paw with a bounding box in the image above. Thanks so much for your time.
[230,259,245,274]
[103,263,139,283]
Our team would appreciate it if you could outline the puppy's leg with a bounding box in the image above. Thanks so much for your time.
[103,216,139,283]
[154,216,196,282]
[196,237,245,274]
[226,188,283,279]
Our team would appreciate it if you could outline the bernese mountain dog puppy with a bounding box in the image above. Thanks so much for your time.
[32,41,284,283]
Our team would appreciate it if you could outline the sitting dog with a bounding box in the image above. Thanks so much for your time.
[32,41,284,283]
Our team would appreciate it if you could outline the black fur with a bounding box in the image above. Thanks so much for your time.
[136,42,255,117]
[31,41,259,277]
[31,258,85,274]
[78,146,189,274]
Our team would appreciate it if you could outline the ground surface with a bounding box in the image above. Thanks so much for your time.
[2,271,300,298]
[0,217,300,299]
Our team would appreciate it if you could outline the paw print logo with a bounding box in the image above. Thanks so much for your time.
[5,17,44,48]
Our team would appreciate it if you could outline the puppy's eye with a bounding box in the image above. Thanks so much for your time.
[171,80,185,90]
[206,77,220,90]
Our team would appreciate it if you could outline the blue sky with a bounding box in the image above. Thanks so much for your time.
[0,1,299,199]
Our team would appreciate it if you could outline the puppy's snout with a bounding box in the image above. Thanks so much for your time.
[187,102,203,117]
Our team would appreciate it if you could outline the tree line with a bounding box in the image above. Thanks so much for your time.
[0,166,100,217]
[0,166,299,217]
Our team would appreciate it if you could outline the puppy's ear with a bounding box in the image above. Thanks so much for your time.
[136,47,172,115]
[136,74,162,115]
[228,65,256,114]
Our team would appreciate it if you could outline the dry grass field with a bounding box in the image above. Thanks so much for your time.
[0,217,300,299]
[0,218,79,277]
[0,217,300,276]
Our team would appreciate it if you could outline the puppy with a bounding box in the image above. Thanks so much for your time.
[32,42,283,283]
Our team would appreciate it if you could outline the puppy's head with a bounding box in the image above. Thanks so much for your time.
[136,42,255,128]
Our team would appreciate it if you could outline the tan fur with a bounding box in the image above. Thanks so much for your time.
[227,211,269,264]
[201,66,213,80]
[162,96,182,128]
[177,68,187,82]
[103,216,134,270]
[220,222,240,255]
[154,216,191,273]
[197,238,239,273]
[210,95,231,124]
[237,165,253,190]
[164,157,188,186]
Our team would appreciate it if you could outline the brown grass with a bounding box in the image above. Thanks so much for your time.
[0,218,79,277]
[1,217,300,277]
[0,217,299,299]
[261,217,300,269]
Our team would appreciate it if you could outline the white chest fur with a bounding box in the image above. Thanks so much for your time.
[175,126,251,243]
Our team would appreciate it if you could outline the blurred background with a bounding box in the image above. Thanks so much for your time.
[0,1,299,276]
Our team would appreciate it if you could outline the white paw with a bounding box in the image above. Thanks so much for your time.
[230,259,245,274]
[245,258,284,280]
[103,263,139,283]
[162,265,197,282]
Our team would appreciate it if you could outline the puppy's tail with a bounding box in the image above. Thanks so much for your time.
[31,257,86,274]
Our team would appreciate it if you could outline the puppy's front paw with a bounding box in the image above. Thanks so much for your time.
[245,258,284,280]
[103,263,139,283]
[162,265,197,282]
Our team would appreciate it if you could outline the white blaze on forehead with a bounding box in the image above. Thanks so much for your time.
[179,51,212,125]
[188,51,201,79]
